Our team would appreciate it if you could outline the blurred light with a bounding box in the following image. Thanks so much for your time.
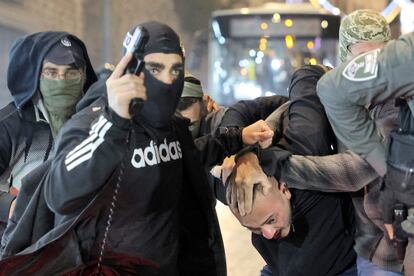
[259,37,267,51]
[255,57,263,64]
[274,70,288,82]
[322,58,334,68]
[400,1,414,34]
[257,51,264,58]
[332,8,340,15]
[214,61,221,69]
[309,58,317,65]
[285,35,294,49]
[218,37,226,44]
[314,37,321,50]
[239,59,249,67]
[381,0,400,23]
[265,91,275,96]
[240,8,249,14]
[249,49,256,57]
[220,70,228,78]
[318,0,341,15]
[307,41,315,49]
[260,22,268,30]
[272,13,281,23]
[212,20,222,39]
[223,84,231,95]
[240,68,248,76]
[234,82,262,100]
[284,19,293,27]
[271,59,282,70]
[321,20,329,29]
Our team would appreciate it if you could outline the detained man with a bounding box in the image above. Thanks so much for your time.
[218,65,357,276]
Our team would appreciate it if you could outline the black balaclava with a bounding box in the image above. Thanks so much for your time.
[123,21,185,128]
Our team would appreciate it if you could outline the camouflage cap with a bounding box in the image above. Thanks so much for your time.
[339,9,391,62]
[182,73,203,98]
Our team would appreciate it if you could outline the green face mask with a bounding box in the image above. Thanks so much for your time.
[39,77,84,137]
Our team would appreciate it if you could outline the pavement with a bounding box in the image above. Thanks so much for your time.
[216,201,266,276]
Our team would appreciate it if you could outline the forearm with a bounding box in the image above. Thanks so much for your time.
[194,126,243,167]
[281,150,380,192]
[220,96,288,127]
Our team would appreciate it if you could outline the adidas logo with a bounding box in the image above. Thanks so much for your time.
[131,139,182,168]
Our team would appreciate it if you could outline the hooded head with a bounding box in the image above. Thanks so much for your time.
[7,32,97,109]
[7,32,97,136]
[123,21,185,128]
[339,9,391,62]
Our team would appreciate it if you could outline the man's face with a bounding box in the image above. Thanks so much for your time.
[348,41,385,58]
[233,178,292,240]
[179,101,202,123]
[41,61,83,80]
[143,53,183,84]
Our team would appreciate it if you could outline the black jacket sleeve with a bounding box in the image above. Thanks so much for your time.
[257,65,337,178]
[220,95,289,127]
[0,104,16,224]
[45,103,130,215]
[194,126,243,168]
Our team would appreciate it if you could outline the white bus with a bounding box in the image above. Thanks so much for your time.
[209,3,341,105]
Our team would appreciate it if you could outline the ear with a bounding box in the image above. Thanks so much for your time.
[279,182,291,200]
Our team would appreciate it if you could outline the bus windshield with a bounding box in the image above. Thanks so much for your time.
[208,9,340,105]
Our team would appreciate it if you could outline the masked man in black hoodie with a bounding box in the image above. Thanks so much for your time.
[0,21,272,275]
[0,32,97,236]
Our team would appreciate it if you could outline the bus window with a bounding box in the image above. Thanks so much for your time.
[208,4,340,106]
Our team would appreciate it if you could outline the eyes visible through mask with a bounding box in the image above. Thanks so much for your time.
[143,53,183,84]
[41,62,83,81]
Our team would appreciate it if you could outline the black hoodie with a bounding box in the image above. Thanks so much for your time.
[0,32,97,233]
[7,31,96,109]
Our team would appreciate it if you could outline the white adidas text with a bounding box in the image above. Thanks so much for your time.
[131,139,182,168]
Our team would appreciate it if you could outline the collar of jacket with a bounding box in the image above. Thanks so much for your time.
[18,101,48,124]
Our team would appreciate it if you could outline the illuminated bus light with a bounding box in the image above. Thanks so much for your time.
[307,41,315,49]
[249,49,256,57]
[271,59,282,70]
[309,58,317,65]
[260,22,268,30]
[284,19,293,27]
[318,0,341,16]
[212,20,222,39]
[259,44,267,51]
[321,20,328,29]
[400,1,414,34]
[260,37,267,44]
[240,68,248,76]
[285,35,294,49]
[240,8,249,14]
[272,13,281,23]
[239,59,249,67]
